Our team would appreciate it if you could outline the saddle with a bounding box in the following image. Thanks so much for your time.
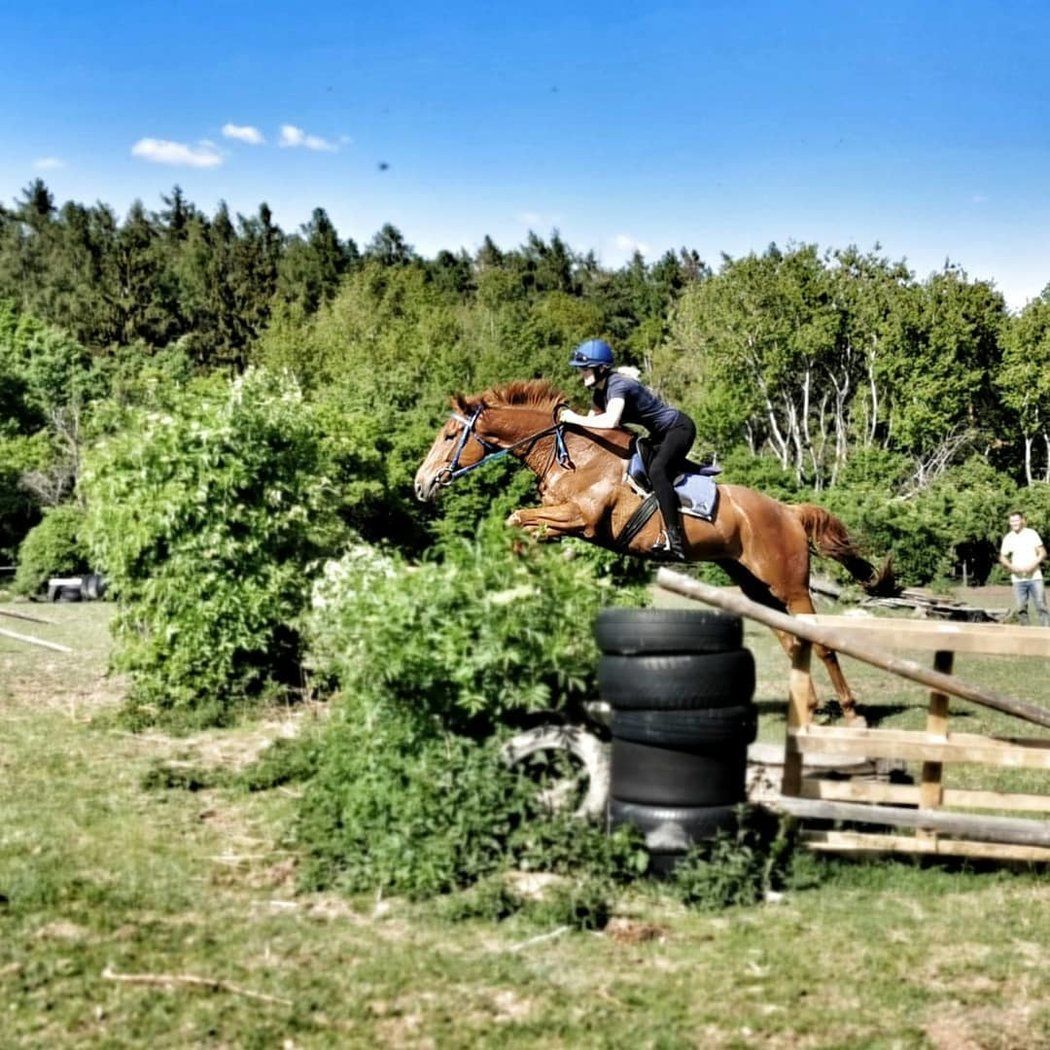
[626,438,720,521]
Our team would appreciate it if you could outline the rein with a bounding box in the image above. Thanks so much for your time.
[437,406,573,486]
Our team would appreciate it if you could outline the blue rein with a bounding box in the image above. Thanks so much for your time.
[441,407,573,483]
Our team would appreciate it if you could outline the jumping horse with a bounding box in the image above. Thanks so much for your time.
[414,380,895,723]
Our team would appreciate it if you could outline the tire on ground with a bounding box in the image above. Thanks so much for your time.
[598,650,755,709]
[500,725,610,821]
[610,705,758,748]
[607,799,739,853]
[595,607,742,655]
[610,736,748,806]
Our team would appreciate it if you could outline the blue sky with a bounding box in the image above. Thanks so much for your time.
[3,1,1048,308]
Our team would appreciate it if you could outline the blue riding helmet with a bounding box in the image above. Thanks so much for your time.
[568,339,614,369]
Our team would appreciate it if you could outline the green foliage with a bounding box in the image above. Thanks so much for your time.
[238,733,322,792]
[306,521,647,735]
[297,697,647,902]
[672,809,799,911]
[12,504,87,595]
[80,368,351,728]
[296,706,528,898]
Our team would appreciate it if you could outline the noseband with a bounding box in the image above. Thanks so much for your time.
[434,406,573,488]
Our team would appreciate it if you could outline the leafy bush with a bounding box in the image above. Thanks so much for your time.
[672,808,798,911]
[297,698,647,901]
[306,520,648,735]
[297,705,528,898]
[80,368,352,728]
[13,504,88,595]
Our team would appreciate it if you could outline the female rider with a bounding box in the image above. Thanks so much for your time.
[558,339,696,562]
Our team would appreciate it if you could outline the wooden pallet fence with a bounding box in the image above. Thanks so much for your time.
[655,569,1050,863]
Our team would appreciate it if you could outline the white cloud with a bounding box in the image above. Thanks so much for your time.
[279,124,338,152]
[131,138,223,168]
[33,157,66,171]
[222,123,265,145]
[613,233,651,256]
[516,210,561,228]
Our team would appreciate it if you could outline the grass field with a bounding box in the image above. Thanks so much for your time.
[1,594,1048,1048]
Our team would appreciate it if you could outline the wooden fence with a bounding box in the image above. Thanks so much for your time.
[655,569,1050,864]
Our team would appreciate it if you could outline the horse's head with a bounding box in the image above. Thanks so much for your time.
[414,395,494,502]
[414,380,569,502]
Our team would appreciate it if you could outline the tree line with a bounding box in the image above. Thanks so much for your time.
[2,179,1049,582]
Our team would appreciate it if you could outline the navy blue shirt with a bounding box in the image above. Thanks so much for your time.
[594,373,681,434]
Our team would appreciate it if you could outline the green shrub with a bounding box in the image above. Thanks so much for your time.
[673,809,798,911]
[297,697,647,901]
[13,504,87,595]
[297,705,529,898]
[80,368,352,729]
[306,520,648,735]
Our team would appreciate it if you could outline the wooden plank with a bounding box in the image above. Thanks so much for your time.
[798,779,1050,813]
[770,795,1050,846]
[798,615,1050,657]
[943,788,1050,814]
[654,571,1050,729]
[0,626,72,653]
[801,830,1050,863]
[920,650,953,811]
[791,726,1050,769]
[799,779,920,805]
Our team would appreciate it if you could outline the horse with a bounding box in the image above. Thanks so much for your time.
[414,379,895,723]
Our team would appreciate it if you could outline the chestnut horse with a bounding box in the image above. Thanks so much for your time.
[415,380,894,722]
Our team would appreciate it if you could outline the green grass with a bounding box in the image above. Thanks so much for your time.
[1,596,1048,1047]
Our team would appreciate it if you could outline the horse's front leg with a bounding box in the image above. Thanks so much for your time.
[507,501,589,540]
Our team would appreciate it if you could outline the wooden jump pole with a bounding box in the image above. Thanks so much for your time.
[0,626,71,653]
[655,569,1050,731]
[0,608,55,626]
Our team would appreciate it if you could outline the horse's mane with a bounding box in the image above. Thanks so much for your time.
[451,378,635,455]
[452,379,566,414]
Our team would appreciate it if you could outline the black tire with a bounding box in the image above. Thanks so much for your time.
[611,705,758,748]
[607,799,738,853]
[595,607,742,655]
[598,650,755,709]
[57,585,82,602]
[610,737,747,806]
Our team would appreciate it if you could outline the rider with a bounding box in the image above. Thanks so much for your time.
[558,338,696,562]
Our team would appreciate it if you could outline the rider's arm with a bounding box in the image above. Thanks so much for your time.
[560,397,625,430]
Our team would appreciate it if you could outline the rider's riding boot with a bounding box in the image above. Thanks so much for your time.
[665,524,686,562]
[650,524,687,562]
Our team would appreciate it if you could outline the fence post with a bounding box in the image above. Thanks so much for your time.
[919,650,954,818]
[782,640,812,797]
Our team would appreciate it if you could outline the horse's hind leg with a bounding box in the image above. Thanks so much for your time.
[720,559,864,726]
[716,561,824,719]
[783,591,865,726]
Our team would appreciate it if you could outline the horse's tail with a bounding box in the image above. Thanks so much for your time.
[791,504,898,597]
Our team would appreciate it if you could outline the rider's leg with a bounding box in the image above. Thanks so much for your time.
[648,417,696,560]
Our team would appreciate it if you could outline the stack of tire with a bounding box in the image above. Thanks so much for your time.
[597,607,758,874]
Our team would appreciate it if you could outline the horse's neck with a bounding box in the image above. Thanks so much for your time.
[489,408,632,482]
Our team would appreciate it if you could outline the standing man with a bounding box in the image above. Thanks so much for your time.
[999,511,1049,626]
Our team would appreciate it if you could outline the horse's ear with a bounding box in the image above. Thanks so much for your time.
[450,392,468,413]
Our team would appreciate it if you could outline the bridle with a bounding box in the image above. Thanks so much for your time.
[434,405,573,488]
